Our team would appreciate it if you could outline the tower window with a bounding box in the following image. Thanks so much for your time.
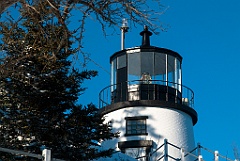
[118,140,153,161]
[125,116,148,136]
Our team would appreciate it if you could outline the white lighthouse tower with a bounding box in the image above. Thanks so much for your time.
[99,26,198,161]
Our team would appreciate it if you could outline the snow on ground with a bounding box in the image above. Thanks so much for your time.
[92,151,137,161]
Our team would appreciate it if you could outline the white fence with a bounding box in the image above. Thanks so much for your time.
[0,147,65,161]
[150,139,239,161]
[0,140,239,161]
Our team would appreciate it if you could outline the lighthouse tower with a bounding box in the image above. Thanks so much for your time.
[99,26,198,161]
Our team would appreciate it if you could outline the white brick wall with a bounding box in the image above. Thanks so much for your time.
[102,106,195,161]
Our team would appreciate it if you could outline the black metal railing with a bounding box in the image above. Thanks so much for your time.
[99,80,194,109]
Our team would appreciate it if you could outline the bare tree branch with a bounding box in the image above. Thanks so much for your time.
[0,0,19,14]
[0,0,166,71]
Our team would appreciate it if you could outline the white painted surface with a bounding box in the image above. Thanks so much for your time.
[42,149,51,161]
[93,151,137,161]
[101,106,196,161]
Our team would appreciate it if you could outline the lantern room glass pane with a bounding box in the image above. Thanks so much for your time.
[111,58,117,91]
[128,52,141,82]
[167,55,175,86]
[176,58,182,92]
[140,52,154,82]
[154,53,166,85]
[117,54,126,69]
[167,55,182,91]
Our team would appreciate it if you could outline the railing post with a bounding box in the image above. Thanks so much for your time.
[148,83,150,100]
[42,149,51,161]
[164,139,168,161]
[181,148,185,161]
[120,82,123,101]
[198,155,203,161]
[214,151,219,161]
[197,143,201,157]
[107,86,109,104]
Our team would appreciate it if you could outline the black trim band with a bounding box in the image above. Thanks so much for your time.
[110,46,183,63]
[99,100,198,125]
[118,140,153,149]
[125,116,149,120]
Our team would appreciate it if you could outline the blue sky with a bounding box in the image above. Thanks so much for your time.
[79,0,240,160]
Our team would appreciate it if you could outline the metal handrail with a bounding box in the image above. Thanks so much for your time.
[99,80,194,109]
[151,140,237,161]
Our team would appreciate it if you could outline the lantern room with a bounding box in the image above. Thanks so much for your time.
[109,26,184,105]
[99,26,197,125]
